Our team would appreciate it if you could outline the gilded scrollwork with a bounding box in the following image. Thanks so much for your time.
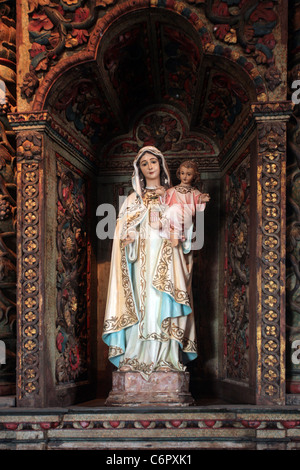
[152,239,191,307]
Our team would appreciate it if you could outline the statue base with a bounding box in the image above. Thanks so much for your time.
[105,370,195,407]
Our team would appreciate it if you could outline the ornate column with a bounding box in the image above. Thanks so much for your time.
[9,110,96,407]
[252,102,293,405]
[8,113,48,406]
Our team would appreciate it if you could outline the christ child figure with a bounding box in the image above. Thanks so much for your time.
[157,160,210,247]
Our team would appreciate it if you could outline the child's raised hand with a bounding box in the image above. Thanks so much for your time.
[201,193,210,203]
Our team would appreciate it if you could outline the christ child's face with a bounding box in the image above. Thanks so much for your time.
[179,165,195,186]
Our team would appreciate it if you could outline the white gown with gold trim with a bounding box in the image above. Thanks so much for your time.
[102,189,198,379]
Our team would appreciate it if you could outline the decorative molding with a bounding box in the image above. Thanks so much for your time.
[251,101,295,120]
[2,406,300,449]
[8,111,97,172]
[28,0,268,110]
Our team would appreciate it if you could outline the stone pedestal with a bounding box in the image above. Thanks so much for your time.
[105,371,195,407]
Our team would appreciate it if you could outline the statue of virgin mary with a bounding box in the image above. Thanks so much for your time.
[102,146,197,379]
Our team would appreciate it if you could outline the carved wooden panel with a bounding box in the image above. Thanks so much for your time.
[56,158,90,385]
[224,152,250,383]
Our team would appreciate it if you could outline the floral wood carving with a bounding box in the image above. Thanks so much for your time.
[189,0,281,91]
[224,154,250,383]
[23,0,278,101]
[56,160,88,384]
[22,0,116,98]
[16,131,42,160]
[202,71,249,143]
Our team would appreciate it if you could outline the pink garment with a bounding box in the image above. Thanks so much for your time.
[161,186,206,240]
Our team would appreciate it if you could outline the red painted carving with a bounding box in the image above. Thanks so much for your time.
[24,0,117,98]
[206,0,281,90]
[56,160,89,384]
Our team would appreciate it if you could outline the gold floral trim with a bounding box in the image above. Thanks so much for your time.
[174,186,196,194]
[102,243,138,333]
[140,331,170,342]
[119,358,186,378]
[108,345,124,359]
[161,319,197,353]
[138,224,147,337]
[138,224,172,342]
[119,358,154,376]
[152,239,191,306]
[142,190,160,207]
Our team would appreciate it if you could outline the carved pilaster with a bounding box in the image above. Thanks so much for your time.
[8,114,48,405]
[252,101,294,404]
[8,111,96,406]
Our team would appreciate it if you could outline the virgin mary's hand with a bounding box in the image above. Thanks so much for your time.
[122,235,134,246]
[121,229,136,246]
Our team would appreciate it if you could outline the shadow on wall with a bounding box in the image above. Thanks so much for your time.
[188,178,220,399]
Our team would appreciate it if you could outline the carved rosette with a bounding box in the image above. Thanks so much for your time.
[252,102,294,404]
[13,124,44,402]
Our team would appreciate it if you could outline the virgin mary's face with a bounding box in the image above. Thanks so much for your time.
[139,152,161,183]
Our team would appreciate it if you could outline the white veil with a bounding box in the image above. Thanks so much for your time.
[132,146,171,197]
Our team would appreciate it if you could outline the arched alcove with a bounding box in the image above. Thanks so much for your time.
[11,1,291,408]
